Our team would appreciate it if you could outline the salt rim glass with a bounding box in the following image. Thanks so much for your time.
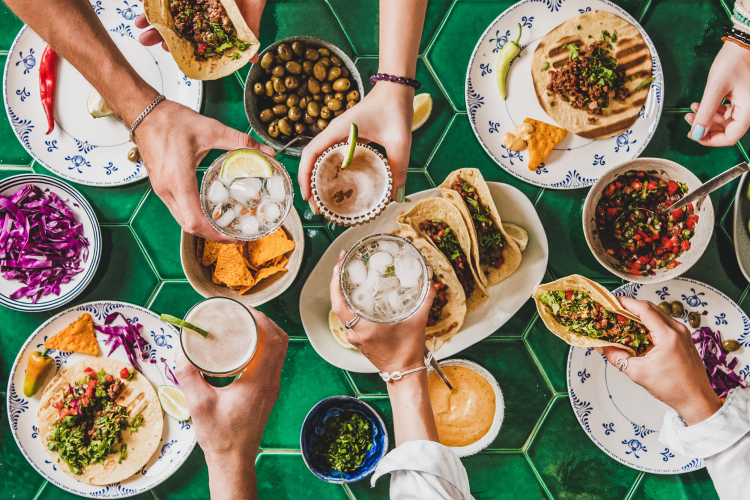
[200,149,294,241]
[179,296,259,377]
[311,142,393,227]
[339,233,429,324]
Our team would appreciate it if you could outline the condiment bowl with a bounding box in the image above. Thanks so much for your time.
[582,158,714,284]
[300,396,388,483]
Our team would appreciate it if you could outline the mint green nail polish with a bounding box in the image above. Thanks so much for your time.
[692,125,704,141]
[395,186,405,203]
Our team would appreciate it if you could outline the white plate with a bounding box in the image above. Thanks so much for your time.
[3,0,202,186]
[300,183,549,372]
[7,301,196,498]
[465,0,663,189]
[567,277,750,473]
[0,174,101,312]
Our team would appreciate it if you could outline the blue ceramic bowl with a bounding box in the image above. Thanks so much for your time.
[300,396,388,483]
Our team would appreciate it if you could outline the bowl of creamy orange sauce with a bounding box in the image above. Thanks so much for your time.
[427,359,504,457]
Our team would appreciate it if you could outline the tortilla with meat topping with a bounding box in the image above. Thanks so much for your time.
[144,0,260,80]
[533,275,653,357]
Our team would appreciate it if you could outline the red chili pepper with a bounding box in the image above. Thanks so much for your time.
[39,45,58,135]
[120,367,131,379]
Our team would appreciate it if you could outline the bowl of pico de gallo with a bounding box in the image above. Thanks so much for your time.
[583,158,714,283]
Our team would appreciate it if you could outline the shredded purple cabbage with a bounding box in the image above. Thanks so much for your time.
[94,313,151,372]
[160,357,180,386]
[0,184,89,303]
[692,327,749,398]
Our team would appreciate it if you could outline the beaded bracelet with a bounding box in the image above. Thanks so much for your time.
[724,25,750,44]
[736,0,750,21]
[370,72,422,90]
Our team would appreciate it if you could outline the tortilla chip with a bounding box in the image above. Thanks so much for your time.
[238,285,254,295]
[275,255,289,268]
[44,313,99,355]
[214,246,255,287]
[246,229,295,268]
[253,266,288,286]
[525,118,567,170]
[202,240,226,267]
[196,238,205,264]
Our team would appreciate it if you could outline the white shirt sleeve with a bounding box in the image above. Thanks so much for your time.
[659,387,750,500]
[370,440,474,500]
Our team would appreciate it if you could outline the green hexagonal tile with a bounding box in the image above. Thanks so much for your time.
[0,308,49,381]
[464,452,545,499]
[0,6,24,52]
[1,395,47,500]
[273,153,329,226]
[152,445,210,500]
[31,162,151,224]
[630,469,719,500]
[0,166,32,180]
[527,396,640,500]
[40,483,153,500]
[427,115,543,201]
[260,339,355,449]
[490,297,536,338]
[131,189,185,280]
[256,453,349,500]
[0,56,34,167]
[346,372,387,396]
[447,339,552,449]
[149,282,204,319]
[200,75,250,167]
[525,315,569,394]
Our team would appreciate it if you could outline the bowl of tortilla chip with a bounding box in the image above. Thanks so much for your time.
[181,207,304,306]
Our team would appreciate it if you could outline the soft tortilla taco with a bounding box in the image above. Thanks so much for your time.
[438,168,522,287]
[37,358,163,485]
[533,275,654,357]
[397,197,489,313]
[393,225,467,351]
[144,0,260,80]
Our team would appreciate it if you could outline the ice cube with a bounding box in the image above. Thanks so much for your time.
[213,204,239,228]
[351,281,375,315]
[257,198,283,225]
[238,215,260,236]
[207,180,230,205]
[369,251,393,274]
[378,240,401,256]
[346,259,368,285]
[266,175,286,202]
[375,275,401,296]
[397,287,419,310]
[230,178,263,206]
[218,176,235,187]
[395,252,423,288]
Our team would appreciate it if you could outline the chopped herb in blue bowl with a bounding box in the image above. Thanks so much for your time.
[300,396,388,483]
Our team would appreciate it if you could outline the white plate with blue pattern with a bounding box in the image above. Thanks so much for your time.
[0,174,101,312]
[465,0,663,189]
[567,278,750,473]
[7,301,196,498]
[3,0,202,186]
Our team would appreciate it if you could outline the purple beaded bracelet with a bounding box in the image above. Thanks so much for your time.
[370,73,422,90]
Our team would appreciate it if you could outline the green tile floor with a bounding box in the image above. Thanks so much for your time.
[0,0,745,498]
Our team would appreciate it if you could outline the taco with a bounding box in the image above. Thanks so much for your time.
[438,168,522,287]
[533,275,653,357]
[144,0,260,80]
[392,225,467,351]
[37,358,163,484]
[397,198,489,313]
[530,11,653,139]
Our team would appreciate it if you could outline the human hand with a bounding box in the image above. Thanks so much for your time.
[299,82,414,206]
[600,297,722,426]
[685,41,750,146]
[174,308,288,498]
[329,250,435,373]
[134,0,266,62]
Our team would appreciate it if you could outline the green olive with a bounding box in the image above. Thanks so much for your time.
[286,94,300,108]
[127,147,140,163]
[307,101,321,117]
[688,311,701,329]
[272,78,287,93]
[313,62,327,81]
[320,106,332,119]
[298,96,308,109]
[272,104,289,116]
[346,100,356,110]
[272,65,286,78]
[259,109,275,122]
[317,47,329,57]
[285,61,302,75]
[296,82,309,97]
[334,92,345,101]
[346,90,360,102]
[260,52,275,69]
[317,118,329,130]
[327,66,342,82]
[304,48,319,61]
[312,93,323,102]
[291,41,305,57]
[327,98,343,111]
[302,61,315,76]
[264,68,273,75]
[334,110,345,117]
[277,43,293,62]
[323,93,334,104]
[272,92,288,104]
[330,54,343,67]
[285,76,299,90]
[658,301,671,315]
[277,117,293,136]
[321,81,332,94]
[295,122,307,134]
[341,66,350,78]
[332,78,351,92]
[270,118,279,127]
[671,301,685,317]
[265,81,274,97]
[288,106,303,122]
[307,77,321,94]
[273,54,283,66]
[303,112,315,125]
[268,123,280,138]
[723,339,741,352]
[253,82,264,95]
[319,57,331,68]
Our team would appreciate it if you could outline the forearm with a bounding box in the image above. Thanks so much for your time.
[377,0,427,78]
[205,450,259,500]
[4,0,158,126]
[387,371,439,446]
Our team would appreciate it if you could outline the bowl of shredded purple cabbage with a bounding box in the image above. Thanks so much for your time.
[0,175,101,311]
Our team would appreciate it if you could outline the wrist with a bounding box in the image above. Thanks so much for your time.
[205,447,258,498]
[676,390,723,426]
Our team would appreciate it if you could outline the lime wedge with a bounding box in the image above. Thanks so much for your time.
[158,386,191,422]
[328,309,357,350]
[87,87,113,118]
[220,149,273,178]
[160,314,210,338]
[502,222,529,252]
[412,93,432,132]
[341,123,358,169]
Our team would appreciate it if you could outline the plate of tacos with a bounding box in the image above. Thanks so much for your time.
[7,301,195,498]
[466,0,663,189]
[301,169,548,372]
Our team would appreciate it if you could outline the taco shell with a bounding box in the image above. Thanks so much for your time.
[37,358,163,485]
[144,0,260,80]
[438,168,522,287]
[397,197,489,312]
[533,274,651,357]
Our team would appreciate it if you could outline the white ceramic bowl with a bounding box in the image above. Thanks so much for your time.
[582,158,714,283]
[427,359,504,458]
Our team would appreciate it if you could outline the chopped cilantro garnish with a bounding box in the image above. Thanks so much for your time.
[313,411,372,473]
[562,43,580,60]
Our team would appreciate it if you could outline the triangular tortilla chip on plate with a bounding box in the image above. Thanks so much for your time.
[525,118,567,170]
[45,313,99,355]
[246,228,295,268]
[214,245,255,288]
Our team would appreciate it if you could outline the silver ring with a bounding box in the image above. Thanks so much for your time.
[344,315,360,330]
[616,355,632,372]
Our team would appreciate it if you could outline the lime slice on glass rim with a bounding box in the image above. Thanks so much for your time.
[158,386,191,421]
[341,123,358,169]
[220,149,273,178]
[87,87,113,118]
[160,314,210,338]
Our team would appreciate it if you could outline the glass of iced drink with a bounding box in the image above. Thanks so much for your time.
[310,142,392,226]
[180,297,259,377]
[339,233,430,324]
[200,149,293,240]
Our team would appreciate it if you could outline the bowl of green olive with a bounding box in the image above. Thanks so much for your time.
[244,36,364,156]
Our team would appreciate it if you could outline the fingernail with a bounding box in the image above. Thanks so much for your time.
[691,125,704,141]
[683,115,691,125]
[395,186,405,203]
[690,104,698,113]
[308,199,317,215]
